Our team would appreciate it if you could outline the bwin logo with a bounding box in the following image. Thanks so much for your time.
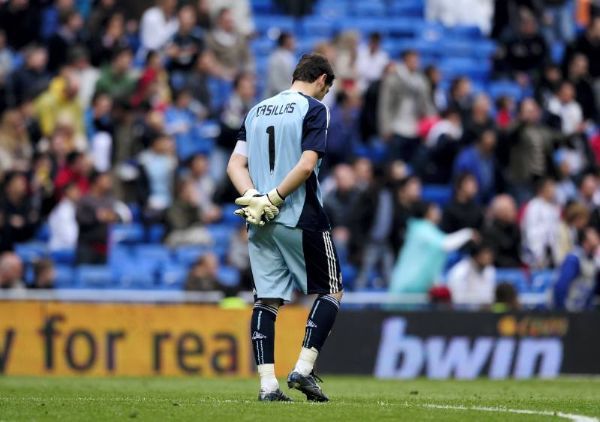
[306,320,317,328]
[252,331,267,341]
[374,318,563,379]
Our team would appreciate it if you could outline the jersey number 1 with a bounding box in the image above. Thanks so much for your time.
[266,125,275,174]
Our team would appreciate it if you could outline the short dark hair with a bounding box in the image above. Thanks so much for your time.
[277,32,292,47]
[292,53,335,86]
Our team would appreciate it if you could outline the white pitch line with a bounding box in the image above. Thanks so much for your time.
[421,403,599,422]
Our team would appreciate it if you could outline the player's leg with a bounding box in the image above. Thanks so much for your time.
[248,225,295,401]
[277,228,344,401]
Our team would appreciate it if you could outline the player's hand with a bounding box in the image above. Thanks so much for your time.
[234,189,284,226]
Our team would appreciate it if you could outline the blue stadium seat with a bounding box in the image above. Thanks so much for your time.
[76,265,113,288]
[218,266,241,288]
[133,244,172,270]
[551,42,565,64]
[439,57,491,82]
[114,264,157,289]
[207,224,234,246]
[250,37,274,56]
[352,1,386,17]
[35,223,50,242]
[127,203,142,223]
[341,264,357,290]
[50,249,76,265]
[300,17,336,38]
[530,270,556,293]
[389,0,424,18]
[175,246,209,266]
[315,0,350,19]
[146,224,166,243]
[110,223,145,244]
[253,15,296,37]
[54,265,76,288]
[160,264,187,289]
[421,185,452,207]
[495,268,528,292]
[222,203,246,225]
[14,242,47,264]
[487,80,523,100]
[251,0,277,14]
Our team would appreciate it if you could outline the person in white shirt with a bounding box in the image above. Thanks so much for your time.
[547,80,584,136]
[426,0,494,36]
[48,182,81,251]
[521,177,561,268]
[265,32,296,98]
[140,0,179,52]
[356,32,389,93]
[447,243,496,306]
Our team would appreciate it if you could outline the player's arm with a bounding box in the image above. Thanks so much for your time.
[227,144,255,196]
[275,150,319,197]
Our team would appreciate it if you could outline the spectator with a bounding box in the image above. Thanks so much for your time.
[54,151,90,199]
[166,5,205,77]
[334,30,360,88]
[0,30,14,90]
[567,54,598,123]
[131,50,171,110]
[462,94,495,145]
[70,47,100,110]
[563,15,600,79]
[0,252,25,290]
[557,201,590,263]
[5,46,50,109]
[356,32,389,93]
[447,76,473,121]
[378,50,435,163]
[75,171,121,264]
[165,89,204,152]
[495,95,515,129]
[205,8,253,80]
[447,243,496,307]
[390,175,422,255]
[0,0,40,50]
[521,177,561,268]
[507,98,562,203]
[426,0,494,35]
[554,226,600,310]
[140,0,178,53]
[186,153,221,224]
[424,64,446,112]
[94,47,137,106]
[483,194,523,268]
[87,0,119,36]
[48,182,81,251]
[493,282,519,311]
[185,252,220,291]
[85,92,114,172]
[46,9,84,73]
[390,201,475,295]
[228,225,252,291]
[34,70,85,148]
[182,52,213,114]
[453,129,498,203]
[208,0,255,37]
[422,107,463,183]
[89,12,131,68]
[165,179,212,246]
[554,152,578,205]
[326,91,361,169]
[496,9,548,83]
[265,32,296,98]
[324,164,361,249]
[547,81,584,136]
[213,72,256,182]
[539,0,575,45]
[31,258,55,289]
[138,134,177,221]
[0,109,33,172]
[0,172,39,251]
[441,173,485,233]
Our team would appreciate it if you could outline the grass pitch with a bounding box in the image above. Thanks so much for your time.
[0,377,599,421]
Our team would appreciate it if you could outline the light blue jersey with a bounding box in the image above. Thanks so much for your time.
[238,90,331,231]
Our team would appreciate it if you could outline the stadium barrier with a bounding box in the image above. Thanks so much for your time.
[1,302,598,378]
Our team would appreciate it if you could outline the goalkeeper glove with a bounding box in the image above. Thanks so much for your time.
[234,188,285,226]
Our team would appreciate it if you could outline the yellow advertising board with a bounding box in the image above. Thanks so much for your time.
[0,302,307,377]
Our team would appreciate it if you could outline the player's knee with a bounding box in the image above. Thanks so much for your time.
[255,299,282,309]
[325,291,343,302]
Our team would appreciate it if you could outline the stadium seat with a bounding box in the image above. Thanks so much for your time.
[487,81,523,100]
[222,203,245,225]
[50,249,76,265]
[76,265,113,288]
[352,1,386,17]
[300,17,336,38]
[253,15,296,37]
[14,242,47,264]
[421,185,452,207]
[175,246,210,266]
[160,264,187,289]
[146,224,166,243]
[110,223,145,244]
[315,0,350,20]
[218,266,241,288]
[133,244,173,270]
[530,270,556,293]
[53,265,76,288]
[207,224,234,246]
[35,223,50,242]
[114,264,157,289]
[495,268,528,292]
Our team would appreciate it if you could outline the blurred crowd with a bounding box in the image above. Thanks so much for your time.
[0,0,599,310]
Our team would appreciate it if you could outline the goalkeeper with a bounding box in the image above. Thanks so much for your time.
[227,53,343,402]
